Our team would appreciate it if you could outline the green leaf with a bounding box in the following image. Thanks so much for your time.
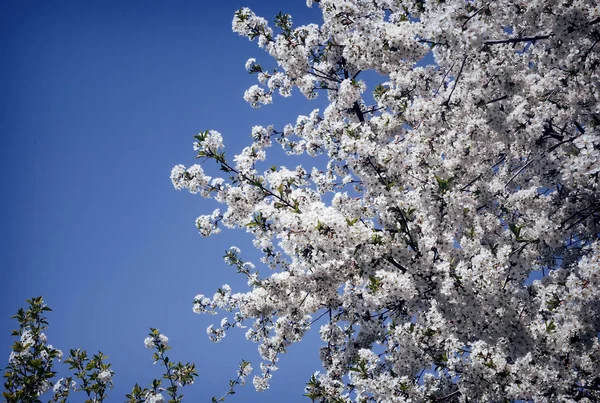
[346,217,359,226]
[435,175,451,193]
[371,233,383,245]
[373,83,388,99]
[367,276,381,294]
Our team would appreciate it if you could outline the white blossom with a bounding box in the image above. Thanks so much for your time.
[245,58,256,71]
[97,370,113,383]
[176,1,600,400]
[143,336,155,350]
[243,85,272,108]
[144,391,165,403]
[52,378,63,393]
[158,334,169,346]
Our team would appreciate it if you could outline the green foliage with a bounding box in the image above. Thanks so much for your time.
[367,276,382,294]
[274,11,293,34]
[246,211,269,230]
[345,217,359,227]
[349,359,370,380]
[372,84,388,100]
[434,175,451,194]
[546,321,557,333]
[316,220,334,237]
[3,297,62,403]
[135,329,199,403]
[64,349,114,403]
[2,298,206,403]
[2,298,114,403]
[210,360,251,403]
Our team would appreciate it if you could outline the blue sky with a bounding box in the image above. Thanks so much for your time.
[0,1,333,401]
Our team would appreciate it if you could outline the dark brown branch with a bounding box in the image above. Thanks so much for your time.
[308,308,331,327]
[563,208,600,231]
[491,153,507,170]
[353,101,365,122]
[486,94,508,104]
[308,70,341,83]
[365,157,389,187]
[363,106,385,114]
[406,171,428,185]
[436,389,461,401]
[444,55,468,106]
[314,66,339,80]
[581,36,600,63]
[546,136,576,153]
[434,63,455,97]
[505,154,535,188]
[462,6,484,30]
[560,204,597,227]
[390,207,420,255]
[483,35,552,46]
[386,257,407,273]
[460,174,482,192]
[418,39,448,47]
[217,159,299,212]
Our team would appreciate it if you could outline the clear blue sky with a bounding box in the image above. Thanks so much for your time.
[0,1,331,401]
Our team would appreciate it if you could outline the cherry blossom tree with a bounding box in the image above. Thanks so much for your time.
[173,0,600,401]
[4,2,599,403]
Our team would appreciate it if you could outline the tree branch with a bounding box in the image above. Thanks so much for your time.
[483,35,552,46]
[436,389,461,401]
[444,55,467,106]
[353,101,365,122]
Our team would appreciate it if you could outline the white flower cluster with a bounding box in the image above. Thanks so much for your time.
[245,58,257,71]
[195,130,224,152]
[176,0,600,401]
[170,164,211,195]
[144,333,169,350]
[8,330,63,371]
[243,85,273,108]
[195,208,222,237]
[232,8,273,49]
[97,370,113,384]
[52,377,77,394]
[336,79,365,109]
[237,361,253,386]
[144,391,165,403]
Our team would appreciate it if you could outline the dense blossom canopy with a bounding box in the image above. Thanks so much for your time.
[172,0,600,401]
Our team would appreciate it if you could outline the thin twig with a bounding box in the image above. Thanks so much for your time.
[437,389,461,401]
[462,6,484,30]
[313,66,340,82]
[362,106,385,114]
[483,35,551,46]
[444,55,468,106]
[460,174,482,192]
[581,36,600,63]
[486,94,508,104]
[434,63,455,97]
[353,101,365,122]
[308,308,332,327]
[308,70,340,83]
[505,154,535,188]
[386,257,407,273]
[563,208,600,231]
